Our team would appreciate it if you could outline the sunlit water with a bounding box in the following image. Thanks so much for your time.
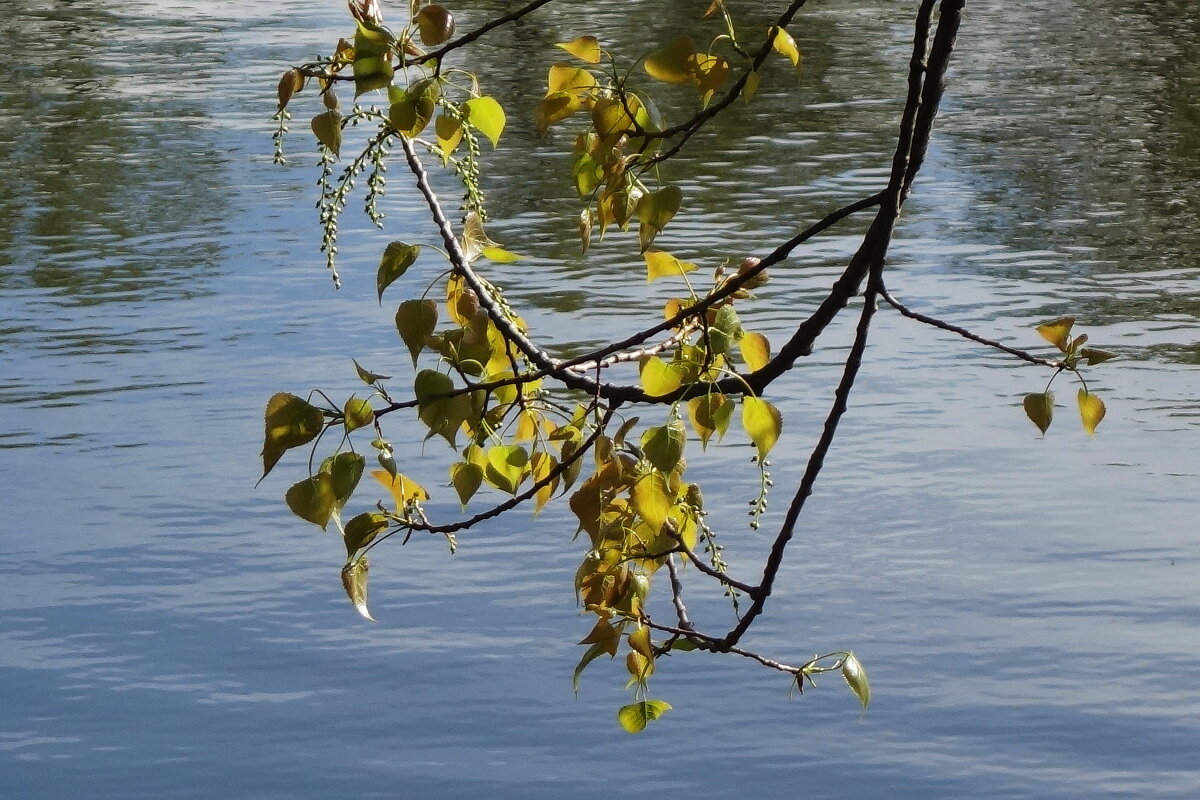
[1,1,1197,797]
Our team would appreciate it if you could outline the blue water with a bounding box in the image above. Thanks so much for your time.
[1,0,1197,797]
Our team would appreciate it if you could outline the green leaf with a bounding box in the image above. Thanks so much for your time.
[340,557,376,621]
[639,355,684,397]
[262,393,325,478]
[641,421,685,473]
[465,96,506,149]
[1077,389,1106,436]
[841,652,870,709]
[450,461,484,508]
[377,242,421,302]
[395,299,438,366]
[556,35,602,64]
[1023,391,1054,435]
[343,395,374,433]
[770,26,802,68]
[389,80,437,137]
[352,22,395,97]
[286,473,336,528]
[415,4,455,46]
[1080,347,1117,365]
[708,304,743,355]
[343,512,389,556]
[324,451,365,508]
[617,699,672,733]
[310,110,343,157]
[644,36,696,84]
[670,638,699,652]
[1036,316,1075,352]
[353,359,390,385]
[644,250,698,283]
[485,444,529,495]
[741,396,782,459]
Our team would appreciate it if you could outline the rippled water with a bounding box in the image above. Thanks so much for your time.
[1,1,1197,797]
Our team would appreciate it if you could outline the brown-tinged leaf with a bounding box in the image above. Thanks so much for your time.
[415,4,455,46]
[277,68,305,111]
[1036,316,1075,352]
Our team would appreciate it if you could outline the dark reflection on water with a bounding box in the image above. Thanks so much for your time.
[1,1,1198,799]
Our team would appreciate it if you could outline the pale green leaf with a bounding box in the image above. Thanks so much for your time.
[639,355,684,397]
[617,699,672,733]
[484,444,529,495]
[465,96,506,148]
[631,472,672,535]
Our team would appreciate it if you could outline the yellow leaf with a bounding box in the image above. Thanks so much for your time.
[739,332,771,371]
[556,35,602,64]
[770,26,802,68]
[1036,316,1075,352]
[1077,389,1106,436]
[547,64,598,97]
[631,472,672,535]
[644,250,698,283]
[741,396,782,459]
[371,469,430,510]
